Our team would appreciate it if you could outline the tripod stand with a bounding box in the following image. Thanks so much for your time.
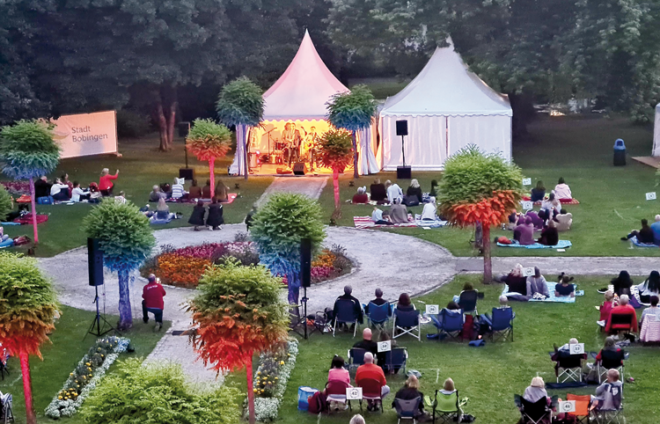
[87,284,113,338]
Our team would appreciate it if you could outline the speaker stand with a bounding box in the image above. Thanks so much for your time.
[86,285,114,339]
[302,286,308,340]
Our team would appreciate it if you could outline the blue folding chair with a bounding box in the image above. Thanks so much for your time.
[431,309,465,342]
[347,348,367,374]
[490,307,515,342]
[393,309,421,341]
[366,302,391,329]
[458,290,479,316]
[333,299,361,338]
[381,347,408,374]
[395,396,422,423]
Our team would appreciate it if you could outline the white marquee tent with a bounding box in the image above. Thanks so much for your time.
[653,103,660,156]
[230,30,379,175]
[378,39,513,171]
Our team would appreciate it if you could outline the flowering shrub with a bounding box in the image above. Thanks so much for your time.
[312,250,336,268]
[157,253,212,287]
[252,339,299,421]
[45,337,129,419]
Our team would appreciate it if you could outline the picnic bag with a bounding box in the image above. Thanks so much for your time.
[307,390,327,414]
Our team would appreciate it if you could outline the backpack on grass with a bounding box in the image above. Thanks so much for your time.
[307,390,327,414]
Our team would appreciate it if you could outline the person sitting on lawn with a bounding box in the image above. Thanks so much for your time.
[523,376,550,405]
[599,290,616,325]
[50,178,70,201]
[621,218,655,244]
[114,190,127,204]
[640,295,660,326]
[389,198,409,224]
[555,209,573,232]
[541,192,561,218]
[188,200,207,231]
[530,180,546,202]
[352,186,369,204]
[206,197,224,230]
[372,206,393,225]
[611,271,633,296]
[554,273,575,298]
[328,355,351,385]
[651,214,660,246]
[421,198,439,221]
[71,182,90,202]
[353,328,378,356]
[355,352,390,410]
[606,295,638,333]
[392,375,426,419]
[538,218,559,246]
[202,180,212,199]
[495,264,526,286]
[385,180,403,204]
[528,267,550,298]
[595,336,625,367]
[171,177,186,199]
[513,216,535,245]
[99,168,119,196]
[429,179,439,198]
[404,179,422,206]
[34,176,52,199]
[188,179,202,199]
[591,369,623,412]
[395,293,416,313]
[155,198,174,219]
[526,210,544,230]
[332,285,363,329]
[214,178,229,202]
[636,271,660,303]
[149,185,166,202]
[554,177,572,200]
[370,178,387,203]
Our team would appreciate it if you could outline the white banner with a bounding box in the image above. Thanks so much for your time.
[51,111,118,159]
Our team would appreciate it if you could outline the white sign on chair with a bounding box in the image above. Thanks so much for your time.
[558,401,576,413]
[569,343,585,355]
[377,341,392,353]
[646,192,657,201]
[346,387,363,400]
[522,178,532,186]
[426,305,439,315]
[522,267,535,277]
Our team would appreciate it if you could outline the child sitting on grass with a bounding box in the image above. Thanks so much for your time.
[555,273,575,298]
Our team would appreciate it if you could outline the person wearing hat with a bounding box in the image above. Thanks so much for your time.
[331,285,363,331]
[142,274,166,331]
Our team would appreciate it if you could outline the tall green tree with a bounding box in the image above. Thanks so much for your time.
[0,252,59,424]
[0,120,60,244]
[326,85,377,178]
[83,200,155,330]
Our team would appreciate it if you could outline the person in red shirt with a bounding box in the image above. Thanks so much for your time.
[599,291,615,324]
[352,187,369,204]
[99,168,119,196]
[605,294,638,334]
[355,352,390,410]
[142,274,166,331]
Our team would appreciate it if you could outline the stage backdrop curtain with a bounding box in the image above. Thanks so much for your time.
[379,115,447,171]
[447,115,512,161]
[358,126,379,175]
[229,125,247,176]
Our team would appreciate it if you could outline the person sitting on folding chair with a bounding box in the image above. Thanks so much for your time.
[432,378,463,423]
[522,377,551,407]
[593,337,626,383]
[376,331,397,369]
[392,375,427,420]
[328,355,351,386]
[349,414,365,424]
[395,293,416,313]
[480,296,514,327]
[364,288,390,315]
[605,295,638,334]
[355,352,390,411]
[551,338,587,381]
[592,369,623,412]
[332,286,364,332]
[353,328,378,356]
[457,283,479,315]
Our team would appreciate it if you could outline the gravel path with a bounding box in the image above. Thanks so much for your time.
[256,176,327,206]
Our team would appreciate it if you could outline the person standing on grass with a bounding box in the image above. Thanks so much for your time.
[142,274,166,331]
[99,168,119,196]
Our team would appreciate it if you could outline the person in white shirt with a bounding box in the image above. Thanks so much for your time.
[554,177,572,200]
[385,180,403,204]
[114,191,127,204]
[555,209,573,232]
[421,199,438,221]
[372,207,393,225]
[50,178,71,201]
[171,177,186,199]
[71,182,89,202]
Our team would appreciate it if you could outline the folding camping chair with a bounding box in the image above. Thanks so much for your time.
[333,299,361,338]
[458,290,479,316]
[591,383,624,424]
[395,397,422,424]
[566,394,591,424]
[325,380,352,412]
[347,348,367,374]
[431,309,465,342]
[489,307,515,342]
[592,350,628,383]
[514,394,554,424]
[428,390,461,424]
[607,313,635,336]
[393,309,421,341]
[0,393,13,424]
[381,347,408,375]
[357,377,384,412]
[366,302,391,329]
[551,348,585,383]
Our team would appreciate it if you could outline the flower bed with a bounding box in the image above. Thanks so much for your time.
[142,240,352,288]
[252,339,299,422]
[45,336,130,419]
[0,181,30,196]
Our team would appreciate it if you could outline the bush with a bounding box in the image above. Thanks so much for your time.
[80,358,241,424]
[0,184,13,220]
[116,110,152,138]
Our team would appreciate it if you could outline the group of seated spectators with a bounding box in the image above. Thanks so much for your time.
[149,178,230,202]
[507,206,571,246]
[33,169,120,203]
[621,215,660,245]
[494,265,551,301]
[354,179,437,206]
[530,178,573,203]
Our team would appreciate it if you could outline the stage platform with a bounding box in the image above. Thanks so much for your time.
[632,156,660,169]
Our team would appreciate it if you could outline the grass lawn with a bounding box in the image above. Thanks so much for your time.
[319,115,660,257]
[1,135,273,257]
[276,275,658,424]
[0,305,170,423]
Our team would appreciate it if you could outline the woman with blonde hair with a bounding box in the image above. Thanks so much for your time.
[523,377,549,404]
[405,178,422,205]
[439,378,462,422]
[99,168,119,196]
[392,375,426,417]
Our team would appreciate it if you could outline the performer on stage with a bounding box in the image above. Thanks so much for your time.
[302,126,319,170]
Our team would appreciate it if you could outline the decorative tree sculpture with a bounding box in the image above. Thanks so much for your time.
[0,120,61,243]
[438,146,523,283]
[188,260,289,424]
[0,252,59,424]
[83,200,155,330]
[317,129,354,213]
[187,119,232,196]
[326,85,377,179]
[216,77,264,180]
[250,193,325,304]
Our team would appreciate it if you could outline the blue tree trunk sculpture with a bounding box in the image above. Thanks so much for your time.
[117,268,133,329]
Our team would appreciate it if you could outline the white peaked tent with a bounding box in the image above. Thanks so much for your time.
[653,103,660,156]
[378,39,513,171]
[230,30,379,175]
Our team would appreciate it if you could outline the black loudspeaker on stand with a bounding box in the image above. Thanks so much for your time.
[300,238,312,339]
[396,120,411,179]
[87,238,113,337]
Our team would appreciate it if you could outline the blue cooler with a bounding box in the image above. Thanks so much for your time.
[297,386,318,411]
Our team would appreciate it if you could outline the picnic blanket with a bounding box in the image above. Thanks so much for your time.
[414,214,447,228]
[353,215,416,229]
[503,281,584,303]
[13,213,48,225]
[497,240,572,249]
[165,193,237,205]
[522,196,580,205]
[631,236,658,248]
